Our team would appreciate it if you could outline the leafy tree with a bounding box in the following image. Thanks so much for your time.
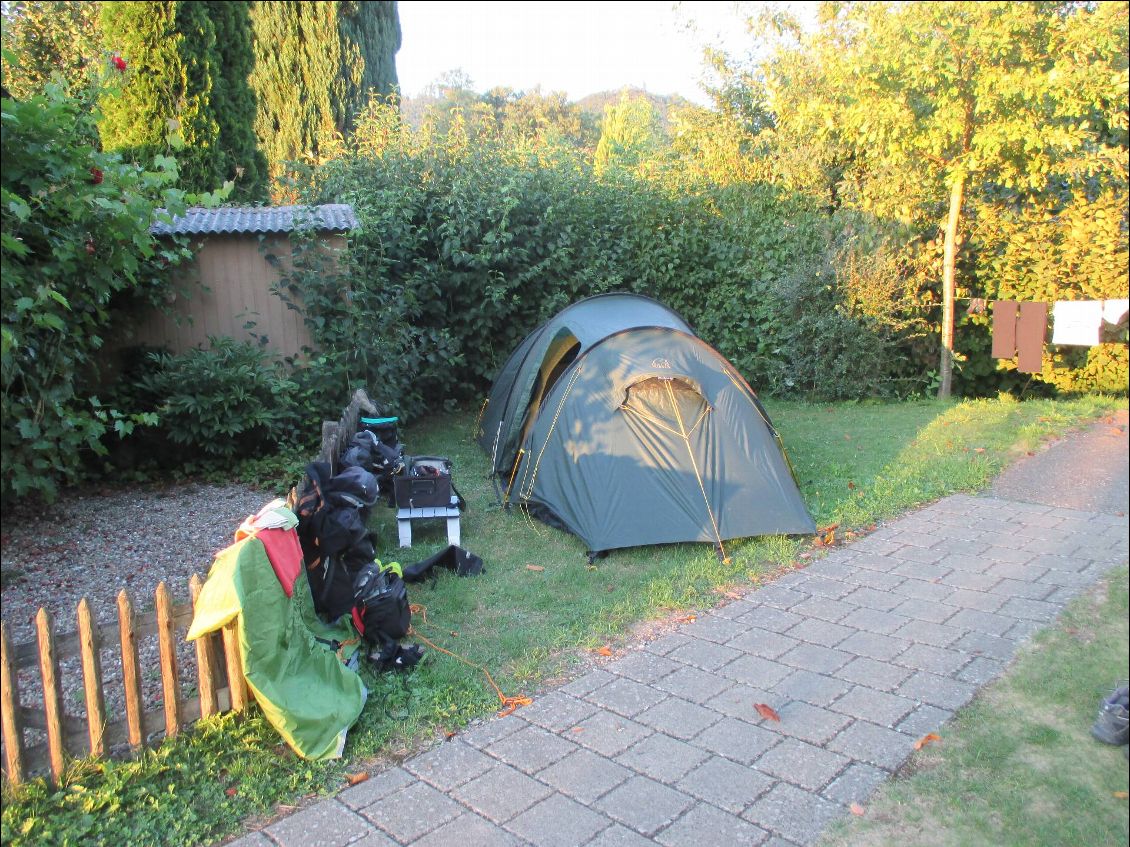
[402,77,597,153]
[1,56,226,500]
[248,0,401,182]
[722,1,1128,397]
[0,0,100,98]
[484,86,597,150]
[399,69,484,138]
[594,91,663,178]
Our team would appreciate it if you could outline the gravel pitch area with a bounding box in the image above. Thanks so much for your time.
[1,481,278,743]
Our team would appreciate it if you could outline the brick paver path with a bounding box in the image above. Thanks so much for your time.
[229,488,1128,847]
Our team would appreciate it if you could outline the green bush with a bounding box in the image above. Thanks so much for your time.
[134,338,298,460]
[278,101,896,416]
[1,51,226,500]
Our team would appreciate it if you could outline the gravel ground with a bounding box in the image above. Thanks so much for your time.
[1,481,279,752]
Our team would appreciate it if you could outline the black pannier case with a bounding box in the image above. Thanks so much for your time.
[393,456,453,508]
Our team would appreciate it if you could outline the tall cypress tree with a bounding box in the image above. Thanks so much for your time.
[249,0,400,180]
[99,1,223,191]
[208,0,267,200]
[98,1,267,198]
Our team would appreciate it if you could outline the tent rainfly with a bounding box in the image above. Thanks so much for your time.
[477,293,816,557]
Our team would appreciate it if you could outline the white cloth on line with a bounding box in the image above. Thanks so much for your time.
[1102,298,1129,325]
[1052,300,1103,346]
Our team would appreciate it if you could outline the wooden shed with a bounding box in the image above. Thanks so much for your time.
[128,204,358,357]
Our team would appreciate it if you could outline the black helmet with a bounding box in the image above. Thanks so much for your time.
[327,466,380,508]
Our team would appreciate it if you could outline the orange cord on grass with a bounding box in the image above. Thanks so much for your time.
[408,604,533,717]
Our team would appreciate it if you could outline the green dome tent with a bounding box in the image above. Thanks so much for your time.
[477,293,816,556]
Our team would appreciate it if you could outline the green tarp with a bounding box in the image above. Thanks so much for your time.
[187,508,366,760]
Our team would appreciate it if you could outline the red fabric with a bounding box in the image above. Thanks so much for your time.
[256,528,303,597]
[351,606,365,635]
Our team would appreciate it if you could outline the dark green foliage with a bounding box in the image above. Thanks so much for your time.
[208,1,268,201]
[338,0,400,115]
[273,103,930,419]
[248,0,400,182]
[0,0,101,98]
[1,65,201,501]
[98,1,225,191]
[132,338,299,460]
[97,1,267,198]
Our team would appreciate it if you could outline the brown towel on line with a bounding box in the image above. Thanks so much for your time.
[1016,301,1048,373]
[991,301,1019,358]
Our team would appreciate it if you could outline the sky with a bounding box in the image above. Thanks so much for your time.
[395,1,760,106]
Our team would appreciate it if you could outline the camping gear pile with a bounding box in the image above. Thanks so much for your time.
[293,415,469,671]
[187,500,368,760]
[293,464,423,671]
[478,292,816,559]
[185,413,483,760]
[339,416,462,510]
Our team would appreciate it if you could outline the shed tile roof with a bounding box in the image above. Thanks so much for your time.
[150,204,358,236]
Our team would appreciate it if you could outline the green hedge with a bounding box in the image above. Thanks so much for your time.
[274,107,932,421]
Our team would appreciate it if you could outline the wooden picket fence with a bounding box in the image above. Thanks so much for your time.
[0,576,249,788]
[0,388,381,788]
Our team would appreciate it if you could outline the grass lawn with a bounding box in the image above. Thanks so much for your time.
[819,564,1130,847]
[1,394,1125,846]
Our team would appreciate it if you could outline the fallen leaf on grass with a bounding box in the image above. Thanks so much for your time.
[225,787,238,796]
[914,732,941,750]
[850,803,866,816]
[345,772,369,786]
[594,645,613,656]
[847,481,856,489]
[754,703,781,722]
[525,564,545,572]
[1114,791,1128,800]
[974,447,986,453]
